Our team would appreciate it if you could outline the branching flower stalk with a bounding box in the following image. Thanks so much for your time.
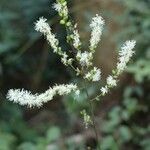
[6,0,136,148]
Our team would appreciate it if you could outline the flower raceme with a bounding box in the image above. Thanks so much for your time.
[99,40,136,97]
[6,0,136,107]
[90,14,105,51]
[117,40,136,74]
[7,84,78,107]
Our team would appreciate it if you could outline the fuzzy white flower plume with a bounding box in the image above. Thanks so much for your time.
[35,18,55,43]
[35,17,50,35]
[90,14,105,51]
[53,3,62,12]
[72,25,81,49]
[117,40,136,74]
[35,17,63,56]
[7,84,78,107]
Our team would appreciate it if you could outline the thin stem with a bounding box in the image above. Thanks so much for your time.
[69,64,77,72]
[84,82,101,150]
[91,94,102,102]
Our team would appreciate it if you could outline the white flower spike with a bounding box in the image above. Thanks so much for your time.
[90,14,105,51]
[117,40,136,74]
[7,84,78,107]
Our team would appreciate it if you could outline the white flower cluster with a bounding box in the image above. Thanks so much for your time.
[61,52,73,66]
[53,3,62,12]
[100,75,117,96]
[53,1,68,17]
[72,24,81,49]
[99,40,136,97]
[76,51,93,67]
[100,87,108,96]
[35,17,60,54]
[117,40,136,74]
[84,67,101,82]
[107,75,117,87]
[7,84,78,107]
[90,14,105,51]
[34,17,50,35]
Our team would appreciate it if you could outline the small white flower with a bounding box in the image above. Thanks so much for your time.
[84,67,101,82]
[35,17,50,35]
[92,67,101,81]
[100,87,108,95]
[76,51,92,66]
[61,52,68,65]
[75,90,80,96]
[53,2,68,17]
[85,72,91,80]
[90,14,105,28]
[67,58,73,65]
[90,14,105,50]
[73,28,81,49]
[53,3,62,12]
[107,75,117,87]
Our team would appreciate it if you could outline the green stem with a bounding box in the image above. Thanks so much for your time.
[91,94,102,102]
[84,83,101,150]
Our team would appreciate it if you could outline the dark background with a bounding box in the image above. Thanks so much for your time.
[0,0,149,150]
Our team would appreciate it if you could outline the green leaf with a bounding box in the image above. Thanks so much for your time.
[118,126,132,143]
[0,132,16,150]
[100,136,119,150]
[17,142,36,150]
[46,126,61,143]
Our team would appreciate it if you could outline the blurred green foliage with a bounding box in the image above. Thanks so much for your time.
[99,86,149,150]
[0,0,51,53]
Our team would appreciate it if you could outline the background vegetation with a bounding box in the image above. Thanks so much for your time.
[0,0,149,149]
